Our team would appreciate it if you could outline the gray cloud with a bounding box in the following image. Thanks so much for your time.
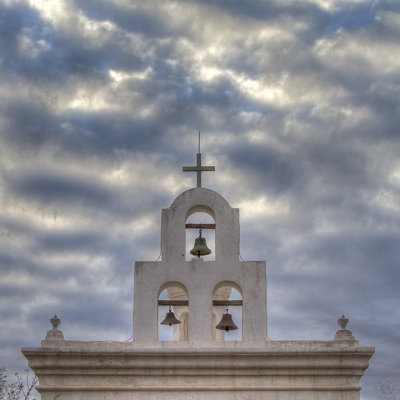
[0,1,399,398]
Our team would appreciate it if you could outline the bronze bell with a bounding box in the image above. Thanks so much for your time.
[190,229,212,258]
[160,306,181,326]
[216,306,238,331]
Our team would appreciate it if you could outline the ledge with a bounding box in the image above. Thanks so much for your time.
[37,384,362,392]
[23,341,374,354]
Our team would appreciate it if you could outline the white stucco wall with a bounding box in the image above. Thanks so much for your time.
[22,186,374,400]
[134,187,267,345]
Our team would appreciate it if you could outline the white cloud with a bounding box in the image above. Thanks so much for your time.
[18,31,50,59]
[314,25,400,75]
[238,195,290,220]
[276,0,372,13]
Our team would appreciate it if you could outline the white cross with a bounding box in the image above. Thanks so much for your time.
[183,153,215,188]
[183,133,215,188]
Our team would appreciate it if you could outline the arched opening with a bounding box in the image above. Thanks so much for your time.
[185,206,215,261]
[158,282,189,342]
[212,282,242,341]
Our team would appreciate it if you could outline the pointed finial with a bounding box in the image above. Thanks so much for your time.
[44,314,64,341]
[334,314,357,343]
[50,314,61,330]
[337,315,349,330]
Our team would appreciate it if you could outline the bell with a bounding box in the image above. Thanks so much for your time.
[160,306,181,326]
[216,306,238,331]
[190,229,212,258]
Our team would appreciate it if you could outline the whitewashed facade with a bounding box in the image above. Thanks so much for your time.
[23,159,374,399]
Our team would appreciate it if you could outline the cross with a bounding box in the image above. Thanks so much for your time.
[183,133,215,188]
[183,153,215,188]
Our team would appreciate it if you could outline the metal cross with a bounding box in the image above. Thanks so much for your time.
[183,153,215,188]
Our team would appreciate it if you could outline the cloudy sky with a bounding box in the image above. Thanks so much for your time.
[1,0,400,398]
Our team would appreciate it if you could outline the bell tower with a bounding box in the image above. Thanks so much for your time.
[133,145,267,345]
[23,140,374,400]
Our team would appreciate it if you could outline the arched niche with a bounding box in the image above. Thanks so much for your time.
[212,281,242,341]
[185,205,216,220]
[185,206,215,261]
[158,282,189,342]
[161,188,240,262]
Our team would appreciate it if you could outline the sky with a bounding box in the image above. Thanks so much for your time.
[0,0,399,398]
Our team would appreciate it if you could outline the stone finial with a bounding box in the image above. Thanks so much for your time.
[337,315,349,330]
[334,314,357,345]
[44,314,64,342]
[50,314,61,330]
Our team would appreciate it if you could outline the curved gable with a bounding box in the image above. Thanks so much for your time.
[161,188,240,262]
